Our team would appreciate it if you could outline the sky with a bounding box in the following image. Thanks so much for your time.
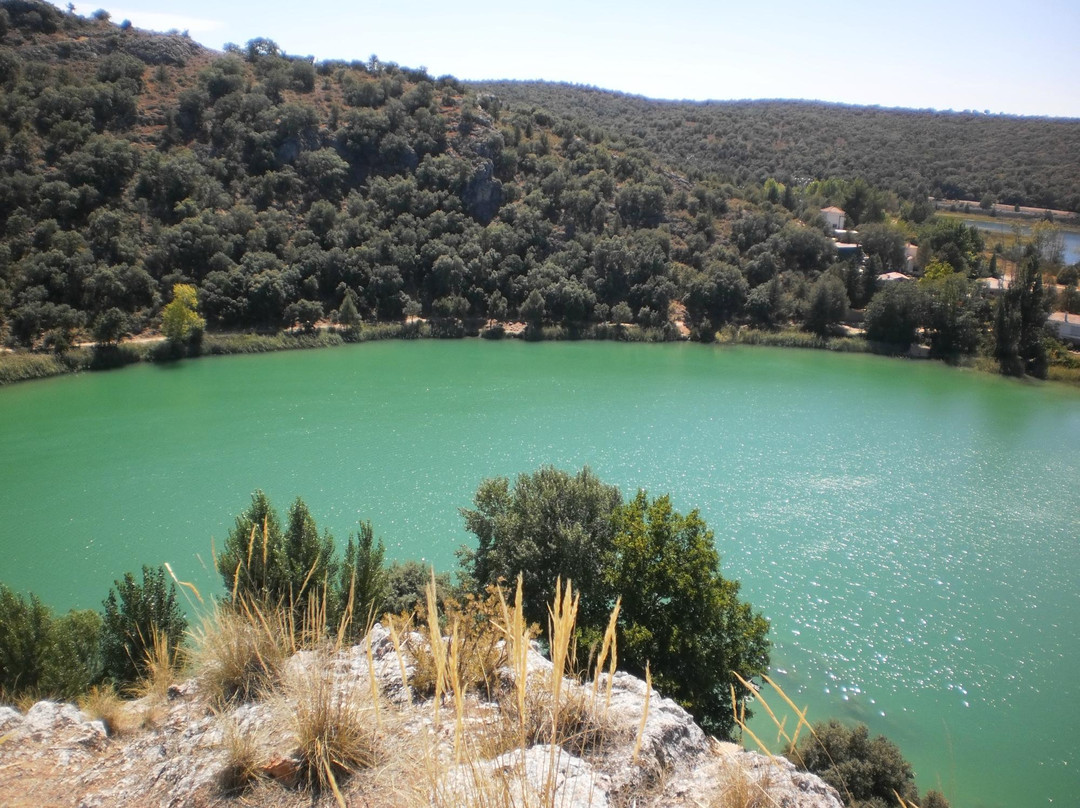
[57,0,1080,118]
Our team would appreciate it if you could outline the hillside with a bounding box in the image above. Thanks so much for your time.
[0,0,756,349]
[0,0,1074,383]
[471,81,1080,212]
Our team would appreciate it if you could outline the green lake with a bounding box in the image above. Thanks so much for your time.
[1,341,1077,807]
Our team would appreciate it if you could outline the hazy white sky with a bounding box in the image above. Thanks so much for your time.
[63,0,1080,117]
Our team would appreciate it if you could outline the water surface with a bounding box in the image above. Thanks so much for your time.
[1,341,1077,808]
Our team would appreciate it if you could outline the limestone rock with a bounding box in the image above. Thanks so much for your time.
[0,624,843,808]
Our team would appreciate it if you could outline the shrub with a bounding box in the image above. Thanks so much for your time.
[383,560,451,617]
[0,584,53,697]
[216,492,336,620]
[101,565,187,687]
[787,719,950,808]
[0,584,101,700]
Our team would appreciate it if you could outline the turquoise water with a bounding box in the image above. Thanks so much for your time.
[1,341,1078,807]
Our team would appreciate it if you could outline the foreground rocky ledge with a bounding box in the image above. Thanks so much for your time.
[0,626,842,808]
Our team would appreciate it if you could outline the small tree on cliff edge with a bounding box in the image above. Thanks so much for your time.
[460,465,770,739]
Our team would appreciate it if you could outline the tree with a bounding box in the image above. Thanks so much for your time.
[993,246,1047,377]
[160,283,205,346]
[803,275,849,336]
[519,289,546,326]
[284,298,324,332]
[337,521,388,636]
[336,291,361,333]
[216,492,336,619]
[858,223,907,273]
[92,307,130,345]
[460,466,771,739]
[101,565,187,686]
[459,466,622,632]
[864,283,924,350]
[606,491,769,738]
[788,720,950,808]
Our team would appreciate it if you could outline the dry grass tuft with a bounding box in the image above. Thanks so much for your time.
[217,718,264,794]
[286,658,380,800]
[134,626,181,704]
[78,684,130,736]
[709,759,776,808]
[193,598,289,708]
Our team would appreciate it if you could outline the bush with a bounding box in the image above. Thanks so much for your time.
[0,584,102,700]
[788,719,949,808]
[216,492,336,620]
[383,560,451,617]
[460,466,770,739]
[101,565,187,687]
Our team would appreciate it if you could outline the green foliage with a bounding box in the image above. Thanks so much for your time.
[803,275,849,336]
[789,719,950,808]
[160,283,205,346]
[383,560,452,616]
[993,247,1048,377]
[460,465,622,632]
[0,583,53,696]
[101,565,187,686]
[606,491,769,737]
[858,223,908,273]
[217,492,336,618]
[474,83,1080,213]
[461,466,770,739]
[864,283,924,350]
[337,521,389,635]
[0,583,102,700]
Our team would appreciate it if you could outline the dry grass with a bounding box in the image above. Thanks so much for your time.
[284,659,381,801]
[218,718,264,795]
[404,580,514,702]
[77,684,130,736]
[412,576,622,808]
[708,759,775,808]
[133,626,181,711]
[193,598,290,708]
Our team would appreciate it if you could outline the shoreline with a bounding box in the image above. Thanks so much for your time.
[3,321,1077,388]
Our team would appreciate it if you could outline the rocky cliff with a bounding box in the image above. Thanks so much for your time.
[0,625,842,808]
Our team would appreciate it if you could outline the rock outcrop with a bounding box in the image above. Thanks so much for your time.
[0,626,844,808]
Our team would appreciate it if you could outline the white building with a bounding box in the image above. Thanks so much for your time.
[821,206,846,232]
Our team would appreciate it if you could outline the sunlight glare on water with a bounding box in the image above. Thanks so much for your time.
[0,341,1077,808]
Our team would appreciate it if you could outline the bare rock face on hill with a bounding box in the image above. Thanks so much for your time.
[0,626,843,808]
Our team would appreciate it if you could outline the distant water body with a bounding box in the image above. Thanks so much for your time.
[1,341,1077,808]
[962,217,1080,264]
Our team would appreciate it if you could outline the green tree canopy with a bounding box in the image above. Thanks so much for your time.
[460,466,770,739]
[160,283,205,345]
[101,565,187,686]
[216,491,336,618]
[459,465,621,631]
[606,491,770,737]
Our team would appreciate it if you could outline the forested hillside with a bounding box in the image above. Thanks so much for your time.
[0,0,755,349]
[472,82,1080,212]
[0,0,1073,382]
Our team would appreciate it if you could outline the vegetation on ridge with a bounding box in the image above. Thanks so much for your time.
[471,82,1080,212]
[0,0,1075,383]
